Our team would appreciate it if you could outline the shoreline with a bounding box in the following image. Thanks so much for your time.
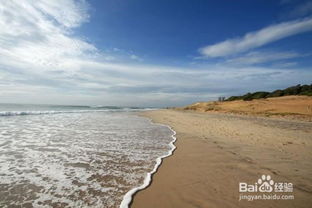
[131,109,312,208]
[120,116,177,208]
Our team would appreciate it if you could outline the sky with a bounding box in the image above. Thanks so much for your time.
[0,0,312,107]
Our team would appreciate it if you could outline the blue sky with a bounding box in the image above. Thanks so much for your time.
[0,0,312,106]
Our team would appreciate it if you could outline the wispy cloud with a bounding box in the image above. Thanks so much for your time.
[225,51,301,66]
[199,17,312,57]
[289,1,312,18]
[272,61,298,68]
[129,54,143,62]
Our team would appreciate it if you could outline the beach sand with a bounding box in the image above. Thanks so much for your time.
[131,109,312,208]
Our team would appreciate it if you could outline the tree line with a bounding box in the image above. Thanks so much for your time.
[226,84,312,101]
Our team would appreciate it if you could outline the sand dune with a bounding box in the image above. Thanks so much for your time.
[182,95,312,121]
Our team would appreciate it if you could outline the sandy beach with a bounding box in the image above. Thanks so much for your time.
[132,109,312,208]
[1,0,312,207]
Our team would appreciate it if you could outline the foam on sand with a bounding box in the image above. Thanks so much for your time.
[120,120,177,208]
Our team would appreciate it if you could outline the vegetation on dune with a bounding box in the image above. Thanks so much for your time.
[226,84,312,101]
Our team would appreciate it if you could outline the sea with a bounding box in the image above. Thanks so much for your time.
[0,104,175,208]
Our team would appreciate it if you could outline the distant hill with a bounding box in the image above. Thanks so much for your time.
[226,84,312,101]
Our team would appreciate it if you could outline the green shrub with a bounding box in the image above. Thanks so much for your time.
[267,90,284,97]
[225,83,312,101]
[226,96,242,101]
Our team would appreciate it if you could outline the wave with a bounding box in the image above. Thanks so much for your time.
[50,105,127,110]
[119,120,177,208]
[0,108,155,117]
[41,105,152,110]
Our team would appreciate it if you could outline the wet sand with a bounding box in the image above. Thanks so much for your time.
[132,110,312,208]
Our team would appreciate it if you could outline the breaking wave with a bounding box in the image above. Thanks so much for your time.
[0,108,155,117]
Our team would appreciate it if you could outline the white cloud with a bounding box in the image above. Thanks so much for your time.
[272,62,298,68]
[0,0,311,106]
[34,0,90,28]
[0,0,96,71]
[226,51,301,66]
[130,54,143,61]
[199,17,312,57]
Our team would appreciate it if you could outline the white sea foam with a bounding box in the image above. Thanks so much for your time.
[0,110,95,116]
[0,111,172,207]
[119,120,177,208]
[0,108,155,116]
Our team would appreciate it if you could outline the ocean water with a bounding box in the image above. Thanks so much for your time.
[0,104,174,208]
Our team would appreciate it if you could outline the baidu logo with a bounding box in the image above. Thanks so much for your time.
[258,175,274,192]
[239,175,294,201]
[239,175,275,193]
